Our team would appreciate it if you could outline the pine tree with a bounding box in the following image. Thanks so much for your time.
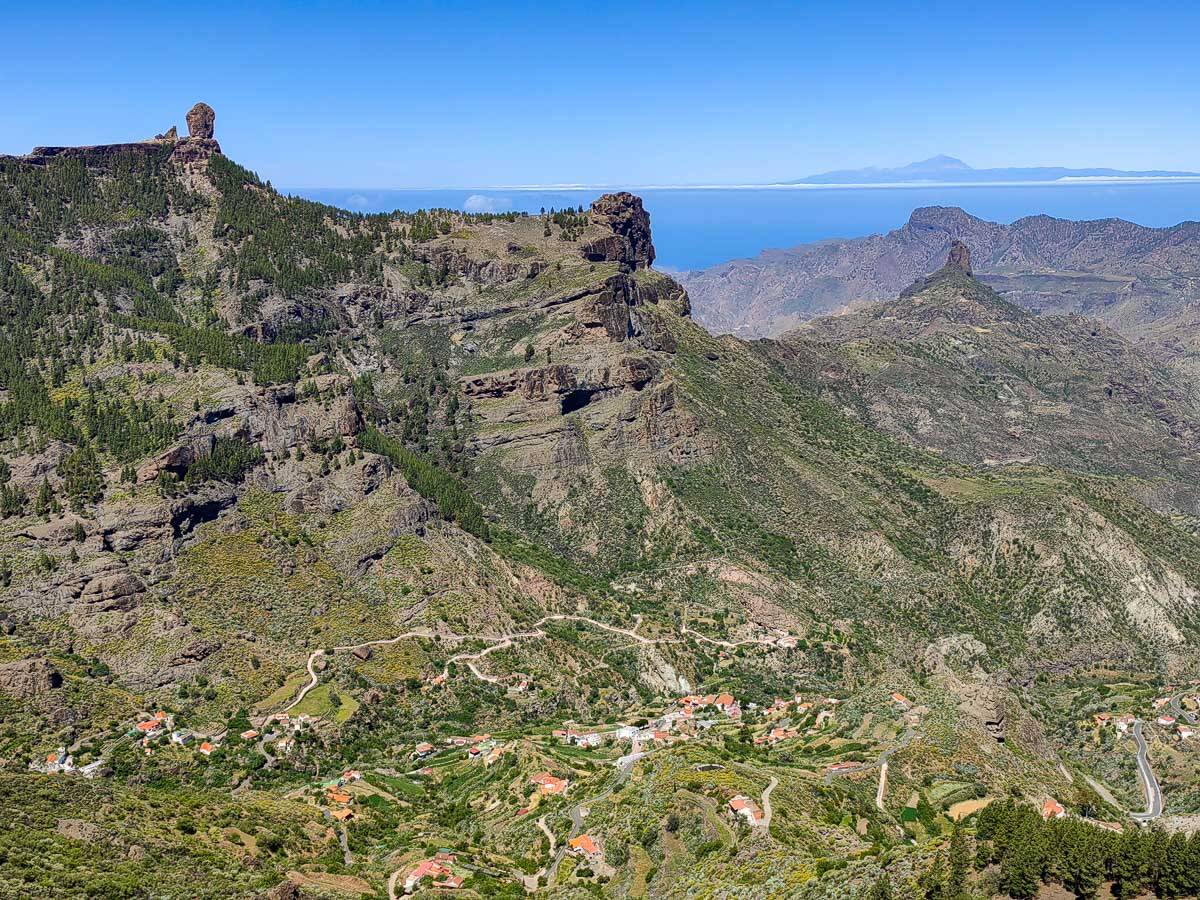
[949,824,970,897]
[35,477,53,517]
[919,851,948,900]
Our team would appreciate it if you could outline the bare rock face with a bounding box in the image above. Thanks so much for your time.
[186,102,216,140]
[0,656,63,700]
[947,239,973,275]
[582,192,655,270]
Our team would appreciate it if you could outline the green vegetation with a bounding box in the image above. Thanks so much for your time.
[977,800,1200,899]
[360,427,489,539]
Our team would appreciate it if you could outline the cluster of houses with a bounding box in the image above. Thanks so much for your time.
[1095,710,1195,742]
[319,769,363,823]
[678,692,741,720]
[755,726,799,746]
[258,712,315,753]
[403,850,463,893]
[30,746,105,778]
[728,794,764,825]
[411,735,506,766]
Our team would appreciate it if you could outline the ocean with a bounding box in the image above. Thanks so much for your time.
[292,181,1200,273]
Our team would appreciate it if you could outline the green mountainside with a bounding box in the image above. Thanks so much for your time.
[1,109,1199,899]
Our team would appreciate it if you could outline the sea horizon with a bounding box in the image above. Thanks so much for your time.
[291,180,1200,272]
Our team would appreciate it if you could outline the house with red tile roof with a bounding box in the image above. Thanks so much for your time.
[331,808,354,822]
[404,858,455,893]
[568,834,600,857]
[198,741,214,756]
[530,772,569,795]
[1042,798,1066,820]
[728,794,763,825]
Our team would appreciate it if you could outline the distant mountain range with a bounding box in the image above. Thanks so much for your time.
[788,154,1199,184]
[677,205,1200,343]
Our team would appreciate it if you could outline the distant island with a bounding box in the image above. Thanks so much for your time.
[787,153,1199,184]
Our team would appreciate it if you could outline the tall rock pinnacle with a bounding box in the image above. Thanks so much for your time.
[946,239,972,275]
[186,103,216,140]
[581,192,656,270]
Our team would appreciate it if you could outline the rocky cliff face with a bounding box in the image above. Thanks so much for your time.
[581,192,656,269]
[678,205,1200,339]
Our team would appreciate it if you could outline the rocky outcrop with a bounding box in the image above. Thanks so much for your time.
[137,434,217,484]
[582,193,655,269]
[0,657,63,701]
[947,239,972,275]
[186,103,216,140]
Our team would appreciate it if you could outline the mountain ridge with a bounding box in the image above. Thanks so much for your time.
[3,106,1200,897]
[678,205,1200,342]
[790,154,1200,184]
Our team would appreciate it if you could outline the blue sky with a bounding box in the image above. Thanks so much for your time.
[3,0,1198,188]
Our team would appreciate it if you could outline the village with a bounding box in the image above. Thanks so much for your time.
[22,609,1198,899]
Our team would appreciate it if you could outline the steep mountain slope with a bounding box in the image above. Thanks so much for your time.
[780,243,1200,495]
[679,205,1200,338]
[2,108,1200,897]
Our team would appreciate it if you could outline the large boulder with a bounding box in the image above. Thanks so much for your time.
[186,102,216,140]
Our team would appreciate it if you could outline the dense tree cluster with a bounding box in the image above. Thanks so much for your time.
[209,155,379,295]
[359,427,488,539]
[976,800,1200,899]
[116,315,307,385]
[182,437,264,485]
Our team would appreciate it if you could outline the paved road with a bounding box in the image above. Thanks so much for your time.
[1130,720,1163,821]
[875,760,889,812]
[1169,693,1198,725]
[759,776,779,829]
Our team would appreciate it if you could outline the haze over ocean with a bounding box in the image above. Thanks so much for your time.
[295,182,1200,272]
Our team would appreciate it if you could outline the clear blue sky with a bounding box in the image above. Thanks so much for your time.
[3,0,1198,188]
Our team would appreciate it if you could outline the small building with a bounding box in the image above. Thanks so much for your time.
[240,729,259,741]
[1157,715,1177,727]
[198,741,214,756]
[405,858,454,894]
[1042,798,1066,820]
[568,834,600,858]
[729,795,763,825]
[413,742,434,758]
[170,730,193,745]
[530,772,569,795]
[331,808,354,822]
